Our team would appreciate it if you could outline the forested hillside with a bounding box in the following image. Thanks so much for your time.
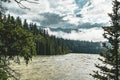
[57,38,103,54]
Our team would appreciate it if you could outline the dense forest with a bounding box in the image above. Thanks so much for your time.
[26,19,103,54]
[23,20,69,55]
[3,15,103,55]
[0,13,69,56]
[0,13,103,56]
[57,38,103,54]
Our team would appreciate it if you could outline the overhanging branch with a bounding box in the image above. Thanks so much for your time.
[14,0,39,10]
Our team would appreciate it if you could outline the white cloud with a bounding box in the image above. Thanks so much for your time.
[49,0,78,14]
[3,0,113,25]
[63,15,80,25]
[80,0,112,24]
[2,0,79,24]
[2,0,114,42]
[46,28,106,42]
[2,0,50,22]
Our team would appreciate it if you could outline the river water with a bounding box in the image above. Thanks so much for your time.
[11,53,101,80]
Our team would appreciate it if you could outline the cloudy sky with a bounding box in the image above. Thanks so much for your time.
[2,0,114,42]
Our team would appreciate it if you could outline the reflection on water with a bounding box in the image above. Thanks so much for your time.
[11,53,100,80]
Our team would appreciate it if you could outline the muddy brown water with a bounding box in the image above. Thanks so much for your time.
[10,53,100,80]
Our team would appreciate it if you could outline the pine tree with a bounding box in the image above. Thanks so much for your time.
[0,13,36,79]
[23,19,29,30]
[91,0,120,80]
[16,16,22,27]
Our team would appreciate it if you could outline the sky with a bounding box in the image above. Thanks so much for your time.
[2,0,114,42]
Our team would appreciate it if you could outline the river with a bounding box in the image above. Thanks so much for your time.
[11,53,101,80]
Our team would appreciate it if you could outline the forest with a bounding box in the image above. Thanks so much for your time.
[0,13,69,56]
[0,13,103,56]
[57,39,103,54]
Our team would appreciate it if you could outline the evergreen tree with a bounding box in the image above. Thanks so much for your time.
[23,19,29,30]
[91,0,120,80]
[16,16,22,27]
[0,13,36,79]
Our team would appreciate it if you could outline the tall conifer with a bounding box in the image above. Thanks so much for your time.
[91,0,120,80]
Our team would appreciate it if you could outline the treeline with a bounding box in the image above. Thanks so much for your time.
[0,13,103,55]
[22,19,69,55]
[0,13,69,55]
[57,38,103,54]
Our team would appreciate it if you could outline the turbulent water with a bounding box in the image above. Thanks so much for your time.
[11,53,101,80]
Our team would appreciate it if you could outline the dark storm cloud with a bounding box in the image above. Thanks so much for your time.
[32,13,65,26]
[32,12,104,32]
[78,23,104,29]
[40,13,64,25]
